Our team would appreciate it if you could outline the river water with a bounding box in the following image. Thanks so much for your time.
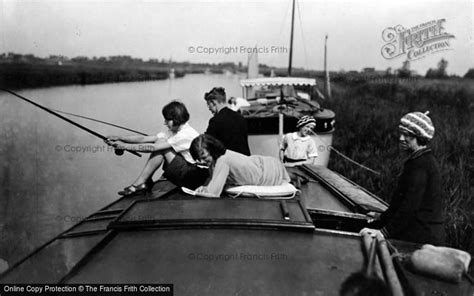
[0,73,243,269]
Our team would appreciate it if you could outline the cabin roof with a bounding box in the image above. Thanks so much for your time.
[240,77,316,87]
[0,167,471,295]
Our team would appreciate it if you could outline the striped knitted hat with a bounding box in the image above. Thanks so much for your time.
[297,115,316,129]
[399,111,435,140]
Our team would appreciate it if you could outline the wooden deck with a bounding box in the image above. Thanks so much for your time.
[0,168,471,296]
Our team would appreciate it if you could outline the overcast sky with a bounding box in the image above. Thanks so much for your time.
[1,0,472,75]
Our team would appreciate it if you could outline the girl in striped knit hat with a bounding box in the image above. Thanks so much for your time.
[367,111,445,245]
[398,111,435,151]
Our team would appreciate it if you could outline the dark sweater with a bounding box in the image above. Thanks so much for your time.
[380,148,445,245]
[206,107,251,156]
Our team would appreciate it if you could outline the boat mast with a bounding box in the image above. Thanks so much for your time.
[281,0,296,140]
[288,0,295,76]
[324,34,332,99]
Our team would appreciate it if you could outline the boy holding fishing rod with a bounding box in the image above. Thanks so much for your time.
[105,101,208,196]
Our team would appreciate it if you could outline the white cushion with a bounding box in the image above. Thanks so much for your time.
[225,183,298,199]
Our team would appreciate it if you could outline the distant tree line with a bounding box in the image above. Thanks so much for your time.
[1,53,473,90]
[0,63,175,89]
[0,53,246,90]
[262,58,474,85]
[0,53,243,71]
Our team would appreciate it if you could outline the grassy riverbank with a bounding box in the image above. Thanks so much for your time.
[0,63,183,89]
[0,53,240,90]
[324,78,473,256]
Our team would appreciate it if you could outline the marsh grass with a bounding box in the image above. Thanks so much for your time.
[324,78,473,258]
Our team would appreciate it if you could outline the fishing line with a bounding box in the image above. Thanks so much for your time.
[51,109,147,136]
[0,88,141,158]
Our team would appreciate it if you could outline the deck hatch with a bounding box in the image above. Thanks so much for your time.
[61,218,114,237]
[109,197,314,231]
[301,165,388,213]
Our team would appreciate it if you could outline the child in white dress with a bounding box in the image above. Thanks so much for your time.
[279,115,318,167]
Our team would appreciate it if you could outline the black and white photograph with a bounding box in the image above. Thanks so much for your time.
[0,0,473,295]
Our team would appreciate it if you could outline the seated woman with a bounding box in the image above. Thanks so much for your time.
[106,101,208,195]
[279,115,318,167]
[189,134,290,198]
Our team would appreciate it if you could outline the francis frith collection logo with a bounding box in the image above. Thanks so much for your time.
[381,19,455,61]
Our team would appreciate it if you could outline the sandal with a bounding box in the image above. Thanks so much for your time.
[118,183,149,196]
[122,178,154,190]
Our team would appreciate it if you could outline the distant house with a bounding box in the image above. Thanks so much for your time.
[362,68,386,77]
[47,55,69,66]
[0,53,12,63]
[362,67,375,73]
[394,69,418,78]
[0,53,41,64]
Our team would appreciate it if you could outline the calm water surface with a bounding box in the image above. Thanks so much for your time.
[0,74,243,268]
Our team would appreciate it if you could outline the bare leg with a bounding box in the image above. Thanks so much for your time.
[131,148,178,186]
[132,151,164,186]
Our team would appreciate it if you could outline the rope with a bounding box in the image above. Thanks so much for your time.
[246,100,381,176]
[308,129,381,175]
[328,146,381,176]
[376,233,404,296]
[296,0,309,67]
[276,0,292,51]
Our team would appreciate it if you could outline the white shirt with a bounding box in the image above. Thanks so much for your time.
[281,132,318,160]
[157,123,198,163]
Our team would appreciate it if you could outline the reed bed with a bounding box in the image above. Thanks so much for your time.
[324,78,473,257]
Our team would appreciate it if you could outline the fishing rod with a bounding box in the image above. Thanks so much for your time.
[0,88,141,158]
[51,109,147,136]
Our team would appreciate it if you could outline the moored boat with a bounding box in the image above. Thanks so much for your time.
[238,77,335,166]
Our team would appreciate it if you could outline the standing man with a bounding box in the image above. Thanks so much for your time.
[204,87,251,156]
[370,111,445,245]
